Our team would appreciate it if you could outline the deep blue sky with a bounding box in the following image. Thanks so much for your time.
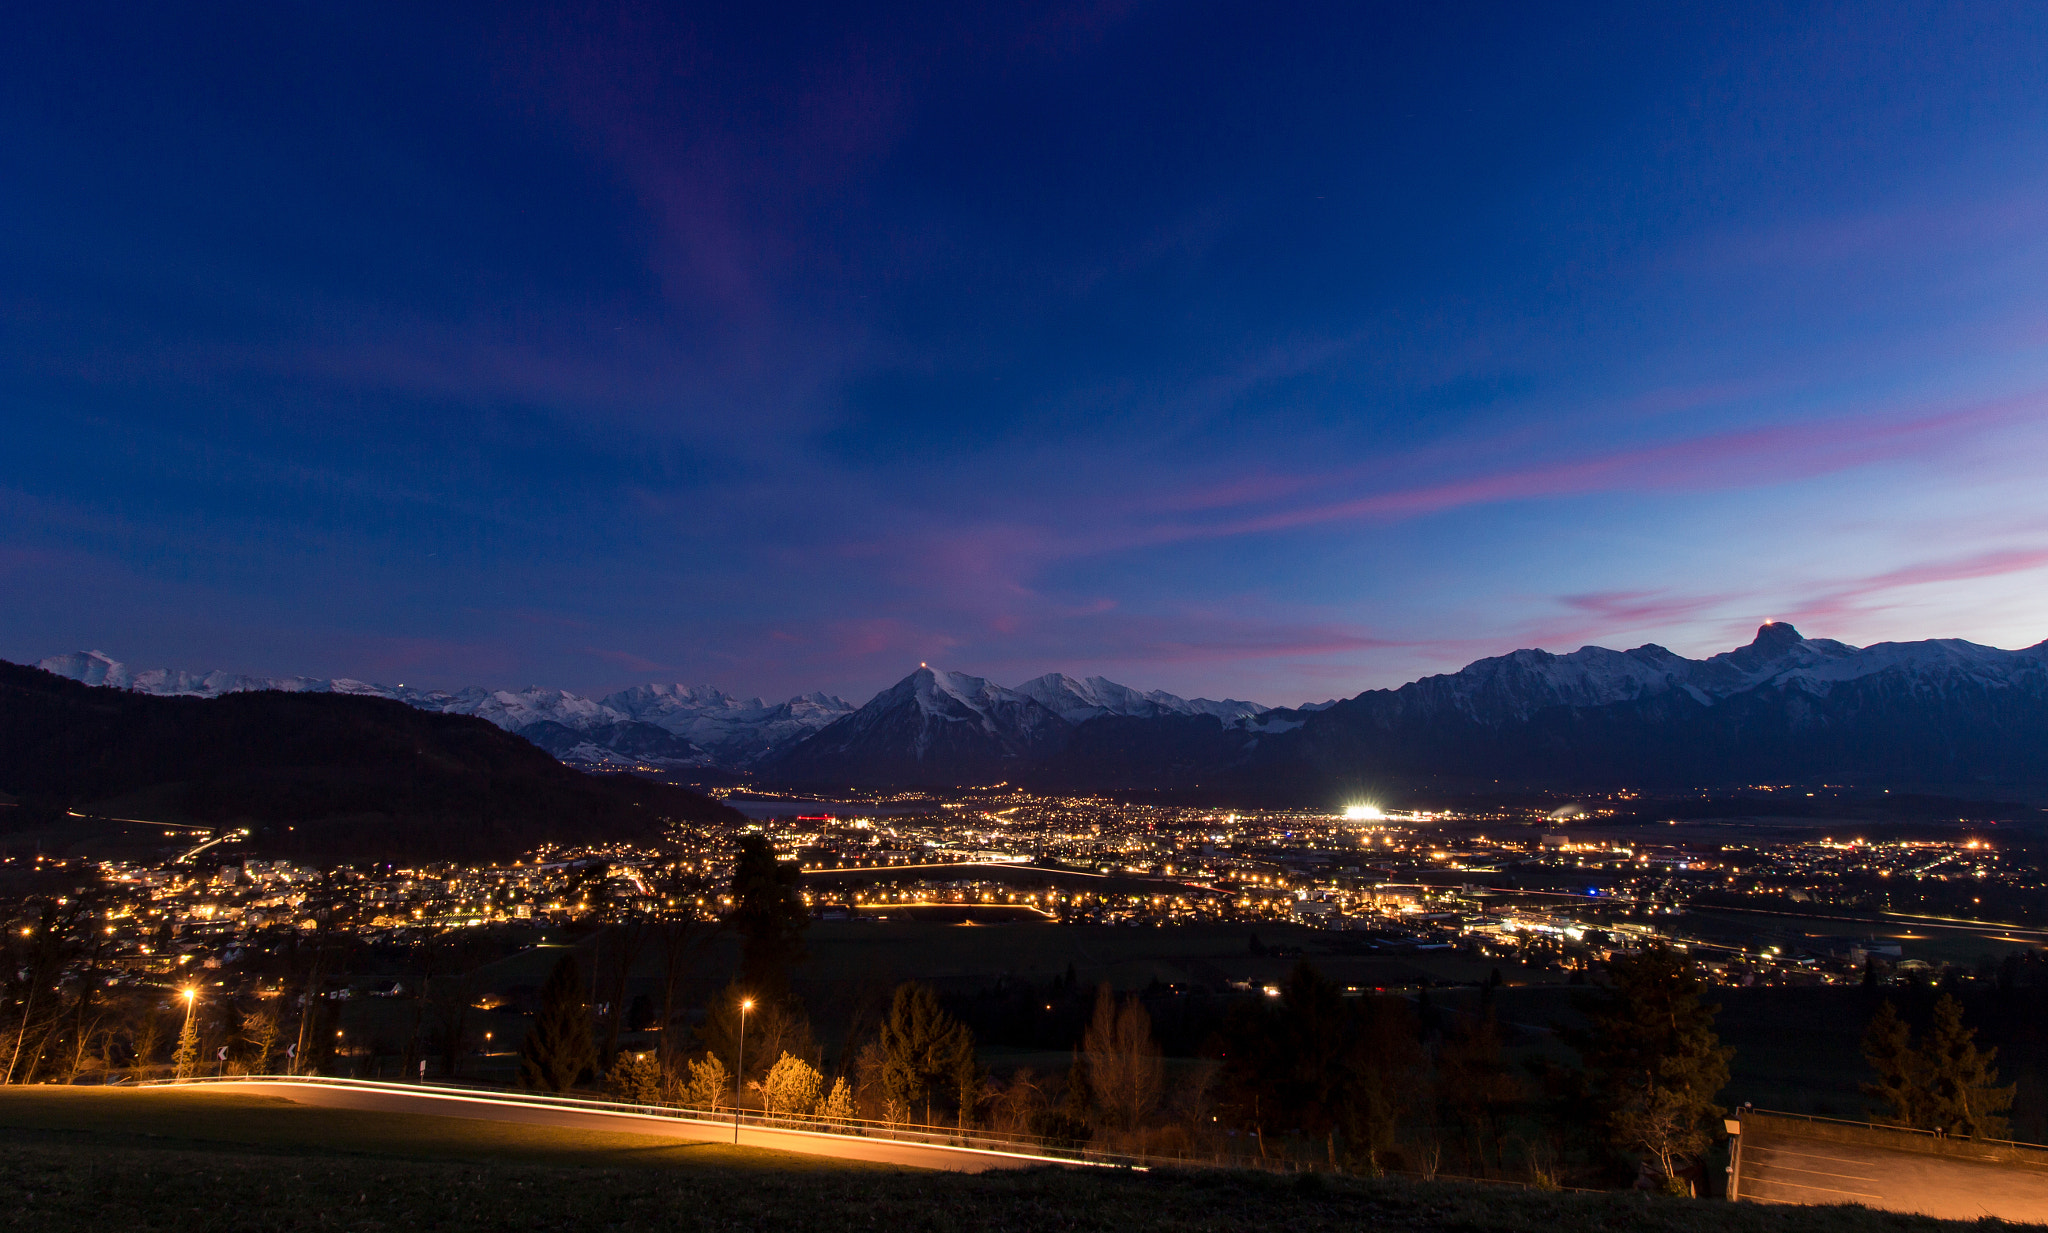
[6,2,2048,706]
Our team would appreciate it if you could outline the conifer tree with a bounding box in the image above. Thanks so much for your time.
[729,835,808,997]
[1915,994,2014,1139]
[1572,947,1731,1191]
[1438,1008,1522,1174]
[604,1050,665,1104]
[1860,999,1921,1127]
[683,1052,730,1109]
[171,1006,201,1080]
[816,1075,857,1124]
[519,954,595,1092]
[877,981,977,1126]
[762,1051,824,1118]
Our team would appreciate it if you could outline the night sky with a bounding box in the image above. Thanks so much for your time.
[6,3,2047,706]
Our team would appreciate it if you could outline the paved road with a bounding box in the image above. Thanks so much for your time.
[1737,1120,2048,1222]
[177,1080,1067,1173]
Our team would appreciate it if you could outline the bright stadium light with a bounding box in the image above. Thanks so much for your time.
[1342,804,1383,821]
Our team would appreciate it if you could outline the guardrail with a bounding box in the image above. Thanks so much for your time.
[140,1075,1181,1170]
[141,1075,1592,1186]
[1740,1106,2048,1154]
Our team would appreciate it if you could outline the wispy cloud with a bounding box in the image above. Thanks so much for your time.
[1144,392,2046,544]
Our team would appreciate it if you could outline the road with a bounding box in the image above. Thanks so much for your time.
[1736,1117,2048,1221]
[171,1080,1076,1173]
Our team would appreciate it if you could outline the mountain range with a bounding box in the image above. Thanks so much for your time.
[37,651,858,770]
[34,622,2048,798]
[0,659,740,862]
[34,651,1272,774]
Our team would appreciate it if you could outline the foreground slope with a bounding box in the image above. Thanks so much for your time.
[0,660,739,862]
[0,1087,1998,1233]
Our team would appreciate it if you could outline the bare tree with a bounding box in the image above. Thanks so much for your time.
[600,920,654,1067]
[241,1001,284,1074]
[647,861,710,1088]
[1082,984,1164,1136]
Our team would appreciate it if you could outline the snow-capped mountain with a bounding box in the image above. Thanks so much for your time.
[1052,623,2048,797]
[1367,621,2044,726]
[1012,673,1267,724]
[770,667,1069,784]
[37,650,332,698]
[33,652,852,770]
[596,684,857,767]
[44,624,2046,794]
[772,624,2048,792]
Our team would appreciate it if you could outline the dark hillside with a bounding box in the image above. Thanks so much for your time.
[0,661,740,862]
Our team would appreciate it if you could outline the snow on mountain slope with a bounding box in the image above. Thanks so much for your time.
[1374,623,2048,727]
[771,667,1068,781]
[1398,642,1701,724]
[1013,673,1269,724]
[33,653,846,768]
[37,650,330,697]
[599,683,855,765]
[48,625,2043,789]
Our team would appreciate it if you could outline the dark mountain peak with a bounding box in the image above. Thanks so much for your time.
[1752,620,1803,646]
[1716,620,1816,676]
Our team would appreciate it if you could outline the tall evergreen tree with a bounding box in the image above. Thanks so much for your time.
[519,954,595,1092]
[171,1002,201,1080]
[1438,1008,1523,1175]
[1915,995,2014,1139]
[1214,961,1420,1170]
[728,835,808,997]
[877,982,977,1126]
[1572,946,1731,1191]
[1860,999,1921,1127]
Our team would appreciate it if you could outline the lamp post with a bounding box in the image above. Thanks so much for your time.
[734,997,753,1144]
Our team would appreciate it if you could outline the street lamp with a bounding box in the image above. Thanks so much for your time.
[734,997,754,1144]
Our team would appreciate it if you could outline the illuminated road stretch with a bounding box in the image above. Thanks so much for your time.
[146,1077,1123,1173]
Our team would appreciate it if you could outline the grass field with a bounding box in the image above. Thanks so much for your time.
[0,1088,2011,1233]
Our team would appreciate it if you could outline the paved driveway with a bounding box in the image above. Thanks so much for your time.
[1737,1119,2048,1222]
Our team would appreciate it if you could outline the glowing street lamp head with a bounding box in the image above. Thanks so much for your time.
[740,998,754,1013]
[1342,804,1384,822]
[181,987,197,1002]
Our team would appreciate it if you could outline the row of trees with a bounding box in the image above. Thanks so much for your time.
[1862,994,2015,1138]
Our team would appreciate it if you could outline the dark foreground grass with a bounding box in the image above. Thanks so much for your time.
[0,1117,2026,1233]
[0,1087,873,1173]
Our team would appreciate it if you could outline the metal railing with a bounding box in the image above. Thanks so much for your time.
[140,1074,1172,1170]
[1739,1106,2048,1156]
[141,1074,1592,1185]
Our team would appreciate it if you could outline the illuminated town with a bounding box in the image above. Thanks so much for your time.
[25,788,2030,1006]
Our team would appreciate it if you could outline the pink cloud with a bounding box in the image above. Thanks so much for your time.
[1785,545,2048,627]
[1147,390,2047,543]
[1555,590,1730,628]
